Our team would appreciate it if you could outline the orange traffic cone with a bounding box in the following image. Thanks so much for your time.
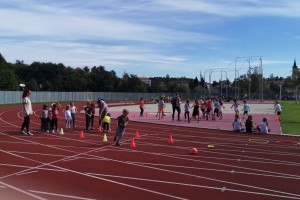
[135,130,139,139]
[79,130,84,139]
[130,138,136,148]
[168,134,174,144]
[98,126,102,132]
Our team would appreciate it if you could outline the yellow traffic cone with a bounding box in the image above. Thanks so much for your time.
[103,133,108,142]
[60,128,64,135]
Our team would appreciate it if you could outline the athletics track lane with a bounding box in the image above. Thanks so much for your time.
[0,104,300,200]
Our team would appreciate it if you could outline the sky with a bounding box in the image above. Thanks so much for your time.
[1,0,300,82]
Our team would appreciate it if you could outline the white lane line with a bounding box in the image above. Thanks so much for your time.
[29,190,97,200]
[16,170,38,176]
[0,181,46,200]
[0,143,188,200]
[126,161,300,180]
[0,163,67,172]
[1,108,298,200]
[86,173,300,200]
[115,147,300,179]
[101,148,300,198]
[137,141,300,166]
[144,136,300,157]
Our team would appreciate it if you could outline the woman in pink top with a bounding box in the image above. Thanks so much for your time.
[139,97,145,117]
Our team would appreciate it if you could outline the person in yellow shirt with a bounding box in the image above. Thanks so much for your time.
[102,113,111,132]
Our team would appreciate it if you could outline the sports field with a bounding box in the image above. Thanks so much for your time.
[1,102,300,200]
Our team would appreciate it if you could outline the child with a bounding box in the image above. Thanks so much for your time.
[200,100,206,119]
[213,98,220,119]
[184,100,191,122]
[274,100,282,121]
[191,99,199,121]
[64,105,72,129]
[84,101,92,131]
[40,104,48,132]
[257,118,270,134]
[242,100,250,119]
[232,114,244,132]
[70,102,77,128]
[114,109,129,146]
[52,102,61,133]
[218,99,224,120]
[47,107,53,133]
[102,113,111,132]
[231,99,240,115]
[157,97,165,120]
[207,99,214,120]
[245,115,255,133]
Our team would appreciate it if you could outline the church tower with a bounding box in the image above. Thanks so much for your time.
[292,59,299,80]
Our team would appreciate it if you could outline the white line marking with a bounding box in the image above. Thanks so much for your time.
[86,172,300,199]
[0,181,46,200]
[29,190,97,200]
[16,170,38,176]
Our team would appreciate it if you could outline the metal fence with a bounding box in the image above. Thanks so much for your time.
[0,91,278,105]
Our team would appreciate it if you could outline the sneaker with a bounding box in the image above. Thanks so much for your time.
[52,130,55,133]
[115,143,121,146]
[27,131,33,136]
[46,130,49,133]
[21,130,27,135]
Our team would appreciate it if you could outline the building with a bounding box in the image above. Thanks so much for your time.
[139,77,151,86]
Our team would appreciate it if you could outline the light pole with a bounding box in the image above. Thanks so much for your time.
[203,69,210,96]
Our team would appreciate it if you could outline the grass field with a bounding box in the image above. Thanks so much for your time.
[280,101,300,135]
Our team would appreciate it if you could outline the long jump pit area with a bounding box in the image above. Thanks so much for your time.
[0,101,300,200]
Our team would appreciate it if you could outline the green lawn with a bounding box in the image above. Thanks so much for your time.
[280,101,300,135]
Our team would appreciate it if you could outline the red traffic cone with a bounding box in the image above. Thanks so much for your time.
[275,116,280,123]
[79,130,84,139]
[98,126,102,132]
[135,130,139,139]
[130,138,136,148]
[168,134,174,144]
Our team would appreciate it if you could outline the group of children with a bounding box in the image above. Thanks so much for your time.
[83,101,112,132]
[40,100,130,146]
[40,102,77,133]
[233,114,270,134]
[185,98,225,122]
[150,95,279,135]
[231,99,282,134]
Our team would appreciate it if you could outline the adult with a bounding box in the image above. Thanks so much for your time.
[97,98,108,129]
[171,92,181,121]
[21,89,33,135]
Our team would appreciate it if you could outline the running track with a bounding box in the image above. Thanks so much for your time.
[0,103,300,200]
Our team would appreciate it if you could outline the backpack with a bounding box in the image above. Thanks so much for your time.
[171,96,177,106]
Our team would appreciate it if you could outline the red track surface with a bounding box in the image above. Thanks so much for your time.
[1,103,300,200]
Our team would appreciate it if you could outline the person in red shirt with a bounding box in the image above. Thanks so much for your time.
[51,102,61,133]
[139,97,145,117]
